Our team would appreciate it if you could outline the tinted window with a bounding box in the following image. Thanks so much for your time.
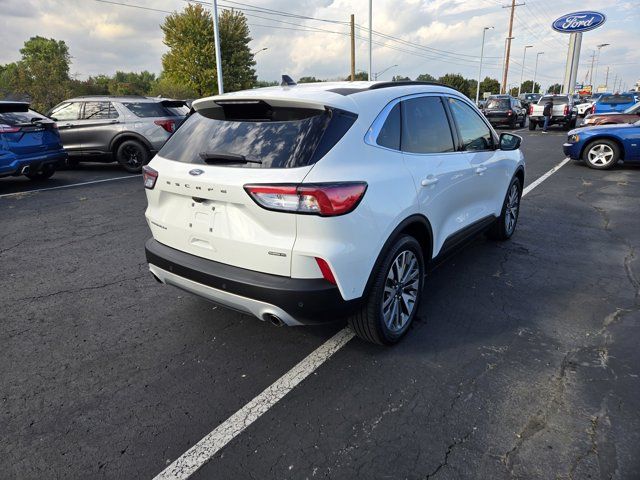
[0,109,48,125]
[83,101,118,119]
[447,97,493,151]
[486,98,510,109]
[600,95,634,104]
[160,107,356,168]
[123,102,182,118]
[377,103,400,150]
[50,102,81,121]
[401,96,454,154]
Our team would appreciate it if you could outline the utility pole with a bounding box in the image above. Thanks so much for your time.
[589,50,596,86]
[612,74,618,93]
[501,0,525,94]
[350,14,356,81]
[212,0,224,94]
[604,66,609,91]
[368,0,372,81]
[593,43,610,88]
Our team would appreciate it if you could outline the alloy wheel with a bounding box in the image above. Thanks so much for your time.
[505,183,520,235]
[382,250,420,332]
[123,145,142,167]
[587,144,614,167]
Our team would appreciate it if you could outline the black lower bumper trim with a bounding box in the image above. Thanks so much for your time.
[145,239,361,324]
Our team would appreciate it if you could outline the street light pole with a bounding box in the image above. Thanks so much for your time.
[518,45,533,96]
[373,64,398,81]
[593,43,610,89]
[533,52,544,94]
[212,0,224,94]
[368,0,372,81]
[476,26,494,105]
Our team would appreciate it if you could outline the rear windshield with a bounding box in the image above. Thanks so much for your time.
[0,109,48,125]
[122,102,186,118]
[600,95,634,104]
[160,104,357,168]
[485,99,510,109]
[540,96,569,105]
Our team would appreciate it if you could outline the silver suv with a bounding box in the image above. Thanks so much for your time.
[47,96,188,173]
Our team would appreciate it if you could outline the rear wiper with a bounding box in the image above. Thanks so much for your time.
[199,152,262,164]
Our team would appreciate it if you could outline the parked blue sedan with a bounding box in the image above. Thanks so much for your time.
[563,121,640,169]
[0,101,67,181]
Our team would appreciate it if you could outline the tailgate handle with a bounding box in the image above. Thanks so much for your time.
[192,197,206,203]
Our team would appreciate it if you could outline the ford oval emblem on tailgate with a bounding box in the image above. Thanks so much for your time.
[189,169,204,176]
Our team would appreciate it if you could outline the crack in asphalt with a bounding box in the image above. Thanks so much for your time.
[423,428,475,479]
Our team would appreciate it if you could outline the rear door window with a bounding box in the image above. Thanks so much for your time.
[447,97,494,151]
[83,101,118,119]
[159,104,356,168]
[50,102,81,121]
[400,96,455,154]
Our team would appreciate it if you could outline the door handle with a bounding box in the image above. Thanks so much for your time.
[421,177,439,187]
[475,166,487,174]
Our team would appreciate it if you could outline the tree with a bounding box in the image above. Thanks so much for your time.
[108,71,156,96]
[416,73,436,82]
[392,75,411,82]
[479,77,500,97]
[298,76,321,83]
[254,80,278,88]
[547,83,562,94]
[519,80,540,94]
[161,4,255,96]
[1,37,72,111]
[345,71,368,81]
[466,79,478,99]
[438,73,469,94]
[150,75,197,98]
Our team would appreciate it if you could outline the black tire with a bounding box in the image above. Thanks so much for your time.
[487,176,522,241]
[562,121,572,131]
[25,163,55,181]
[116,140,149,173]
[519,115,526,128]
[528,120,537,131]
[583,139,620,170]
[569,118,577,129]
[510,116,517,129]
[348,235,425,345]
[66,157,80,168]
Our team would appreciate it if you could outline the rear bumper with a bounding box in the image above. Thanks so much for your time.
[530,116,572,124]
[145,239,361,325]
[0,150,67,177]
[487,116,514,125]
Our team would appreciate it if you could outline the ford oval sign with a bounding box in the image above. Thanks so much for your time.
[552,11,606,33]
[189,169,204,176]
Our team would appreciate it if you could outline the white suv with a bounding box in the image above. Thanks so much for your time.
[143,81,525,344]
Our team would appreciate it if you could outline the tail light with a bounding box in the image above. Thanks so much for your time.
[142,165,158,189]
[154,119,176,133]
[563,105,569,116]
[244,182,367,217]
[315,257,336,284]
[529,105,534,115]
[0,124,21,133]
[591,104,596,114]
[507,110,513,116]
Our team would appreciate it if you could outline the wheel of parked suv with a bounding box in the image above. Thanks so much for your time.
[25,163,55,181]
[116,140,149,173]
[583,140,619,170]
[519,115,526,128]
[348,235,424,345]
[487,176,521,241]
[528,120,536,131]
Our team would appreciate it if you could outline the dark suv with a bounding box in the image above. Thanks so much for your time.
[482,95,527,128]
[47,96,188,173]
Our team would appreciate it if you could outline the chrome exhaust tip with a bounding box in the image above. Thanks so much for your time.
[265,313,285,327]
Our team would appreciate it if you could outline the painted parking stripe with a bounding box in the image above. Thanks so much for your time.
[523,157,571,196]
[152,156,572,480]
[0,175,141,199]
[153,327,355,480]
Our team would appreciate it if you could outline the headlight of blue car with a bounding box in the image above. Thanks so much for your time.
[568,134,580,143]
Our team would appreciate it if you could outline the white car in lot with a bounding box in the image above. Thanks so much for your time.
[143,81,525,344]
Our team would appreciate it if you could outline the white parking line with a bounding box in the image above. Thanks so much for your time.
[152,156,572,480]
[0,175,141,199]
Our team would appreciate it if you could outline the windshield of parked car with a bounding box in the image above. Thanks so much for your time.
[123,102,186,118]
[600,95,635,105]
[485,98,510,109]
[540,96,570,105]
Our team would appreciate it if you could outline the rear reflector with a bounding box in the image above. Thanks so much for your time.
[0,124,21,133]
[154,119,176,133]
[244,182,367,216]
[143,165,158,189]
[315,257,336,284]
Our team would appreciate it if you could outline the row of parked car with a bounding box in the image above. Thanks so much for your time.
[0,95,189,182]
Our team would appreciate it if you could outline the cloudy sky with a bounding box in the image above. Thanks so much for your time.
[1,0,638,91]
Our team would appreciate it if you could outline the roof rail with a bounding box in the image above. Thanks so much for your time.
[72,94,149,99]
[368,81,454,91]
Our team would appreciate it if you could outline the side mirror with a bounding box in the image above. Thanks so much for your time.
[50,116,58,122]
[499,132,522,151]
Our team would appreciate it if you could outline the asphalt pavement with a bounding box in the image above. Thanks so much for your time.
[1,126,639,479]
